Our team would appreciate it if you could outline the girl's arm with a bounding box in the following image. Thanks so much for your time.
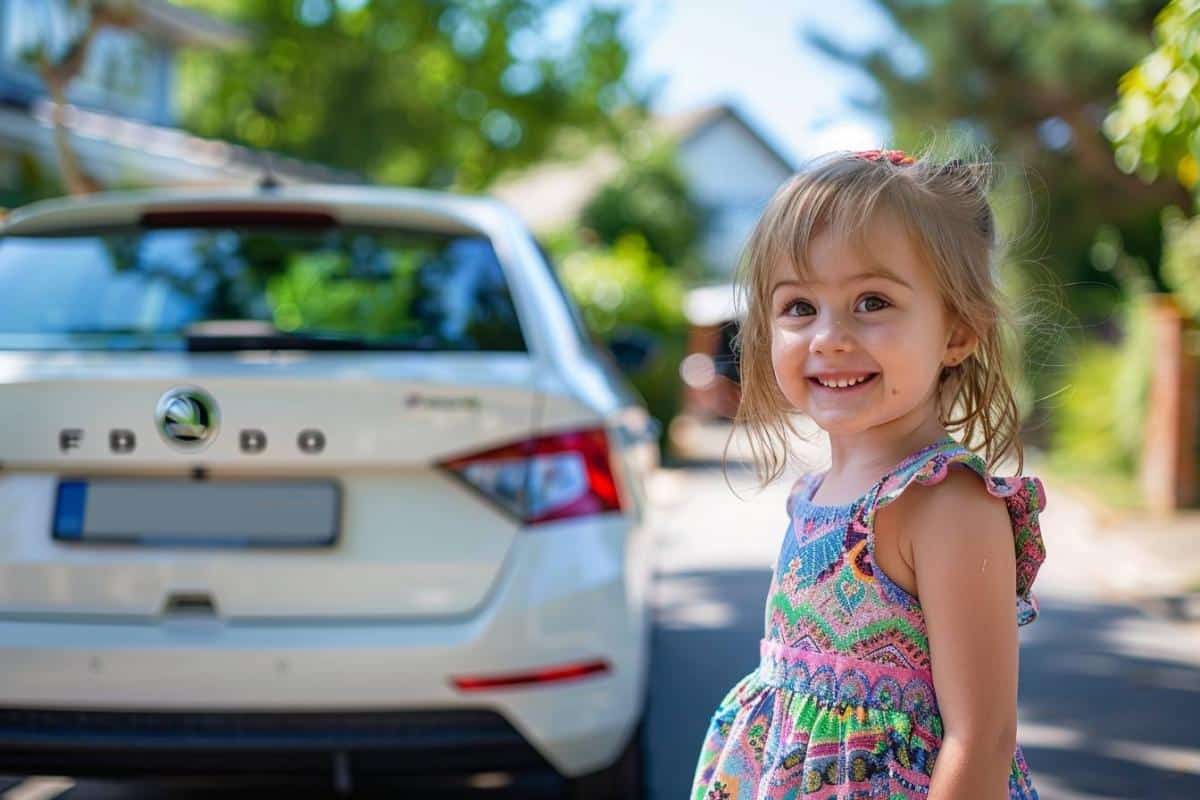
[901,466,1020,800]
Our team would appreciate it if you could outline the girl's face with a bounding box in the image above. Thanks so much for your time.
[769,210,974,437]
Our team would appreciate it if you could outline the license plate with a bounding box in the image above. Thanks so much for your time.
[52,478,340,547]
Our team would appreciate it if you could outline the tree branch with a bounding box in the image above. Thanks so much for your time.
[36,1,137,195]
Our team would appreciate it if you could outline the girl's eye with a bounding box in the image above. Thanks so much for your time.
[782,299,816,317]
[856,295,891,313]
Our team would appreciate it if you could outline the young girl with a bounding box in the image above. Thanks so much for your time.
[690,149,1047,800]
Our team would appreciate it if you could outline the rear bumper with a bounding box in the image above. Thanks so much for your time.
[0,515,654,779]
[0,708,563,789]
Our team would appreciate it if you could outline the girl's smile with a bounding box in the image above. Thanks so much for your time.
[808,372,879,390]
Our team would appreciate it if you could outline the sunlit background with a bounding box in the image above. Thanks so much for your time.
[2,1,1200,798]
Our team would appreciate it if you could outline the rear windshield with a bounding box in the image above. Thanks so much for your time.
[0,225,526,351]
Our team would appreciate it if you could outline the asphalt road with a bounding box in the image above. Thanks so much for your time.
[5,463,1200,799]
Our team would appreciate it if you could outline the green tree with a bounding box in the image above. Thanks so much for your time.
[174,0,642,190]
[1107,0,1200,190]
[1107,1,1200,319]
[580,144,708,271]
[549,231,687,439]
[810,0,1187,323]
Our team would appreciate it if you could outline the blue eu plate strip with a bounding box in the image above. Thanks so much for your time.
[54,480,88,540]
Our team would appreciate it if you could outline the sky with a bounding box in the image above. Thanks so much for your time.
[617,0,904,167]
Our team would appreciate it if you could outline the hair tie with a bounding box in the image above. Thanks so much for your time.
[852,149,915,166]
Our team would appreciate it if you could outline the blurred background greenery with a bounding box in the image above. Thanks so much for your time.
[11,0,1200,505]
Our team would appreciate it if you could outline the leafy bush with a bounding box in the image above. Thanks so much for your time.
[550,232,687,443]
[543,142,704,447]
[579,146,707,272]
[1161,206,1200,319]
[1050,341,1136,475]
[555,233,685,334]
[1048,289,1152,509]
[1110,295,1155,463]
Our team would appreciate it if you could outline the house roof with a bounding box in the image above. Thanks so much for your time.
[488,148,624,236]
[489,102,795,233]
[656,102,796,175]
[2,98,360,188]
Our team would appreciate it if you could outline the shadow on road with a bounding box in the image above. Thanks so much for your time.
[646,566,773,800]
[1018,597,1200,799]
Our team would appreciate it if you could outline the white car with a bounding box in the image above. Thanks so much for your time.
[0,185,659,797]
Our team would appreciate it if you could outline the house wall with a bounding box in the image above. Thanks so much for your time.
[674,115,794,276]
[0,0,174,126]
[0,0,241,204]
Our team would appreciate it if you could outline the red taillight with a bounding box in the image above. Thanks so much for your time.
[440,428,622,525]
[451,659,610,692]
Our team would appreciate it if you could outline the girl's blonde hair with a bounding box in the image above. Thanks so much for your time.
[731,148,1023,485]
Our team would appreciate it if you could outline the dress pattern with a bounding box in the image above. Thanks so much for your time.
[691,436,1046,799]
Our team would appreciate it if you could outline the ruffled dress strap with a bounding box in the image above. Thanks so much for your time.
[863,437,1049,626]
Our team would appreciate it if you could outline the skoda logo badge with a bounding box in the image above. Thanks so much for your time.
[156,387,219,449]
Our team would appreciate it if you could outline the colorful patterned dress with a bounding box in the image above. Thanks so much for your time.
[691,436,1047,799]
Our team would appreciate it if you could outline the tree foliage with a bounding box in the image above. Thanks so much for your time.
[579,145,707,270]
[1109,2,1200,326]
[174,0,642,190]
[1107,0,1200,189]
[550,231,687,438]
[808,0,1186,321]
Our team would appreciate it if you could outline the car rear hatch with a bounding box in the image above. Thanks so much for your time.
[0,199,578,621]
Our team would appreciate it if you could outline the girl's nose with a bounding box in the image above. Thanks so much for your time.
[809,315,855,355]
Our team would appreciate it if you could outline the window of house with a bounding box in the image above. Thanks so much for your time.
[1,0,160,120]
[1,0,73,66]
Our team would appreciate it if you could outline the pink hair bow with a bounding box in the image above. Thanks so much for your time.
[852,149,915,166]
